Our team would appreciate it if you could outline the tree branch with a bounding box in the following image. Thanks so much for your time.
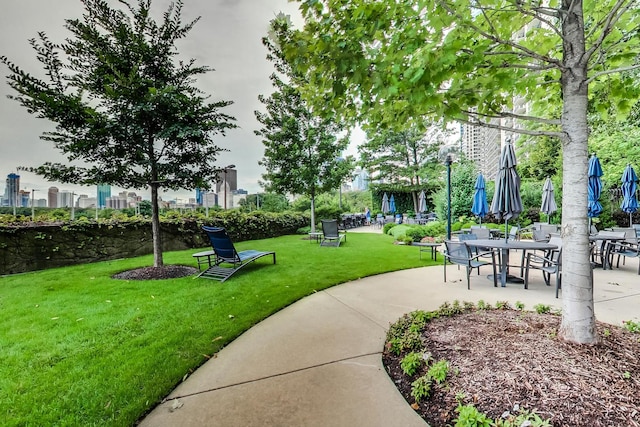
[448,0,562,67]
[454,113,565,139]
[584,0,635,63]
[585,64,640,84]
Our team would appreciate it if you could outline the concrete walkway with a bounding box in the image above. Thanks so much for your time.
[140,230,640,427]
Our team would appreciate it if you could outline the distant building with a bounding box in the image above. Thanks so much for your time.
[58,190,75,208]
[351,168,370,191]
[48,187,59,208]
[18,190,30,207]
[97,184,111,209]
[215,168,237,194]
[5,173,20,207]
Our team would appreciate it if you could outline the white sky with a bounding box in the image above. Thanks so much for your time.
[0,0,361,203]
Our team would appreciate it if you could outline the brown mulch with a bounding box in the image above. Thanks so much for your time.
[383,309,640,426]
[112,265,198,280]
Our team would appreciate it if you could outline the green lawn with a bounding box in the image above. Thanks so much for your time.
[0,232,435,426]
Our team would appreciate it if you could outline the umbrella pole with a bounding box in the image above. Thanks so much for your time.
[505,219,508,243]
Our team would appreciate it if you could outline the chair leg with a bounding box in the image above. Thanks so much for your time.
[524,258,530,290]
[465,266,471,290]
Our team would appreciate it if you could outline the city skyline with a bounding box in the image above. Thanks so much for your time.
[0,1,362,203]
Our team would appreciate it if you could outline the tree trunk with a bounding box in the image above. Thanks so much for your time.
[558,0,598,344]
[151,184,164,267]
[310,194,316,233]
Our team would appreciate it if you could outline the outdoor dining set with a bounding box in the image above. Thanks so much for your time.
[439,140,640,298]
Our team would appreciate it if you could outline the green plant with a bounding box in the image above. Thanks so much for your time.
[515,301,525,310]
[623,320,640,333]
[410,375,432,402]
[495,408,552,426]
[623,371,631,379]
[427,360,449,384]
[454,404,493,427]
[400,352,423,376]
[495,301,510,310]
[383,222,398,234]
[534,303,552,314]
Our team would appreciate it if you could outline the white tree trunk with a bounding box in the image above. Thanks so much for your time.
[310,195,316,233]
[558,0,598,344]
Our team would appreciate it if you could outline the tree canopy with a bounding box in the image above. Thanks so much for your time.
[286,0,640,344]
[254,16,354,231]
[1,0,236,266]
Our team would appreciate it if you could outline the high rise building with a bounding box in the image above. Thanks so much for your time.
[460,121,502,181]
[48,187,59,208]
[5,173,20,207]
[58,190,75,208]
[215,168,237,194]
[97,184,111,209]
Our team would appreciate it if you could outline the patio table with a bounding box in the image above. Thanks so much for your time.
[466,239,558,287]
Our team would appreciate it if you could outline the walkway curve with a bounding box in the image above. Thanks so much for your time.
[140,259,640,426]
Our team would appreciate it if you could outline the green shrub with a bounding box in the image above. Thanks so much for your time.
[411,376,432,402]
[400,352,423,376]
[383,222,398,234]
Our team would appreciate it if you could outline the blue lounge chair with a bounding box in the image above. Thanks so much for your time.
[197,226,276,282]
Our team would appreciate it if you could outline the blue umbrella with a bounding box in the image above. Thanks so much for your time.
[389,194,396,213]
[620,164,638,225]
[587,154,603,220]
[381,193,390,214]
[471,173,488,223]
[540,177,558,223]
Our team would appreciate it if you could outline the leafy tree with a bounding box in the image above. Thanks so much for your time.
[238,193,290,213]
[1,0,236,268]
[286,0,640,344]
[254,16,354,232]
[359,124,449,212]
[432,160,479,223]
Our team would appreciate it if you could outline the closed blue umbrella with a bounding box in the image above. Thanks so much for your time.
[471,173,488,223]
[540,177,558,223]
[381,193,390,214]
[587,154,603,219]
[620,164,638,225]
[389,194,396,213]
[490,141,523,241]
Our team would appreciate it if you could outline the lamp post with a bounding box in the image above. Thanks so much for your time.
[445,154,453,241]
[204,191,209,217]
[31,189,37,221]
[223,164,235,210]
[70,192,76,220]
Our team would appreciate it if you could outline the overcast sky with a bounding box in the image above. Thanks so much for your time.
[0,0,360,203]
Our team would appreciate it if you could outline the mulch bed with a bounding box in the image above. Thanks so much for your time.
[112,265,198,280]
[383,309,640,426]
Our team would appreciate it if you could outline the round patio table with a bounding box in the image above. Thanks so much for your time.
[466,239,558,287]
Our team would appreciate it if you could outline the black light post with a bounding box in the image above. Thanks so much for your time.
[445,154,453,241]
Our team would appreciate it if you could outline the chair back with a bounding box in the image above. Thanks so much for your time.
[473,228,490,239]
[202,226,240,263]
[612,227,637,242]
[509,226,519,239]
[532,229,548,242]
[458,233,478,242]
[547,235,563,249]
[321,219,340,237]
[444,240,471,265]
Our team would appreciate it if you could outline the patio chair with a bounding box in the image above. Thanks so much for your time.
[197,226,276,282]
[523,238,562,297]
[320,219,346,247]
[443,240,497,289]
[608,240,640,274]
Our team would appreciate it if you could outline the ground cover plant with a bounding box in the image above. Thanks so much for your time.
[383,303,640,426]
[0,232,431,426]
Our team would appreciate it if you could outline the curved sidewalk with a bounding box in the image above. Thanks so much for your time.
[140,252,640,426]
